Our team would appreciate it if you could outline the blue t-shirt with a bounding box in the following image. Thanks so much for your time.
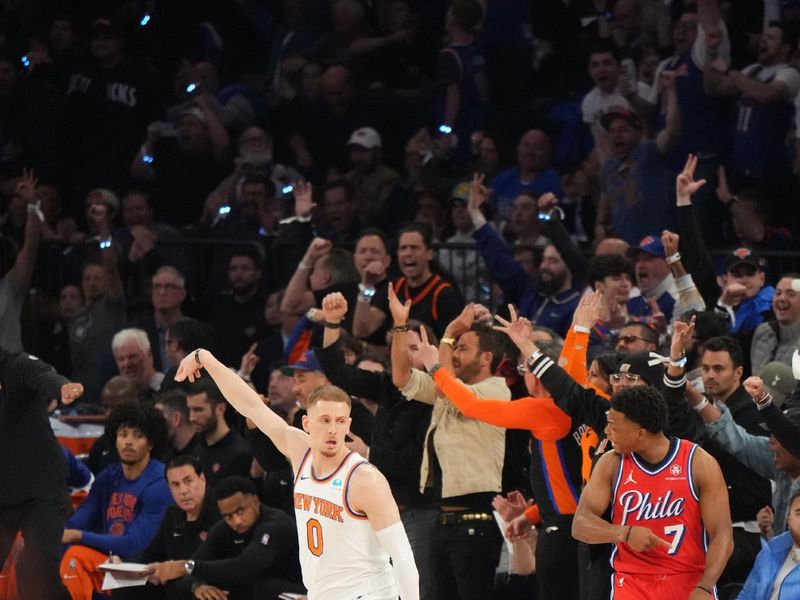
[65,459,173,557]
[489,167,563,220]
[601,141,672,245]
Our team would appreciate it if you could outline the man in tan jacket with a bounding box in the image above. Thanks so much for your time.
[390,285,509,600]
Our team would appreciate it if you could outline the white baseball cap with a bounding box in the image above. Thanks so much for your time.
[347,127,381,149]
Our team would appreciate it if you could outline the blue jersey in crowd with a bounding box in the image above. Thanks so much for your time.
[65,459,173,558]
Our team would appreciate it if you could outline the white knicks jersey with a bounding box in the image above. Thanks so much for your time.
[293,449,397,600]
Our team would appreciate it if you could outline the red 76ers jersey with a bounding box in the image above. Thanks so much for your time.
[610,438,706,575]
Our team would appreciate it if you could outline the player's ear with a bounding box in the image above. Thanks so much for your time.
[302,414,311,433]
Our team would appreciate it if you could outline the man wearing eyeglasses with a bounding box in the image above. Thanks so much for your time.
[615,320,660,354]
[133,266,187,372]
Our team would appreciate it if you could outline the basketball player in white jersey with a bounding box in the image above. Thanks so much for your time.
[176,348,419,600]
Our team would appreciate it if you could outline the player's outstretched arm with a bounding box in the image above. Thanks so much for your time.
[692,447,733,598]
[176,349,308,462]
[350,465,419,600]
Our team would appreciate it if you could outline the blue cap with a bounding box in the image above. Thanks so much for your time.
[630,235,665,259]
[281,350,322,375]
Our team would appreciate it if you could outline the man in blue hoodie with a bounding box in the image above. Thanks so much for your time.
[59,403,172,599]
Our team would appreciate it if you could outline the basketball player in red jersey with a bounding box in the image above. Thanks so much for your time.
[572,386,733,599]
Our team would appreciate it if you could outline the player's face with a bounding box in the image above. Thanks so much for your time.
[452,331,485,384]
[116,425,152,466]
[303,400,352,457]
[167,465,206,514]
[701,350,742,399]
[604,408,643,454]
[187,393,220,435]
[218,492,260,534]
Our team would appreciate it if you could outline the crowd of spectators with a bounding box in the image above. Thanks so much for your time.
[3,0,800,599]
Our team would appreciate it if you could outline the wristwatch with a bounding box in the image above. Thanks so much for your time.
[440,337,456,348]
[184,559,195,575]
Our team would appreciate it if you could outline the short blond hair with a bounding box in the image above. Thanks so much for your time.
[306,385,351,411]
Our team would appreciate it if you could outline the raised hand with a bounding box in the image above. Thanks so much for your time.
[14,168,38,204]
[362,260,386,286]
[671,315,696,356]
[494,305,536,357]
[472,303,493,324]
[537,192,558,212]
[238,343,260,378]
[756,506,774,539]
[492,491,532,523]
[505,512,534,542]
[646,297,667,334]
[607,294,628,330]
[676,154,706,204]
[743,376,765,401]
[573,291,602,330]
[322,292,349,323]
[469,173,489,213]
[418,326,440,371]
[444,303,476,339]
[87,202,111,236]
[293,181,315,218]
[303,237,332,265]
[388,282,411,325]
[176,352,204,383]
[661,230,679,257]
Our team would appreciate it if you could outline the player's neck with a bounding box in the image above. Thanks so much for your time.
[633,434,671,465]
[311,447,350,477]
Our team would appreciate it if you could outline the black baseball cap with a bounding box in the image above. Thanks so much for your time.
[601,106,643,131]
[617,351,666,387]
[724,247,765,273]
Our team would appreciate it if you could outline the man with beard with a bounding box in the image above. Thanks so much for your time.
[207,248,270,367]
[466,175,580,337]
[187,378,252,487]
[60,403,172,599]
[391,300,508,599]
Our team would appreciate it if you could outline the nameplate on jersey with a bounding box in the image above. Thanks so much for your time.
[618,489,685,523]
[294,493,344,523]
